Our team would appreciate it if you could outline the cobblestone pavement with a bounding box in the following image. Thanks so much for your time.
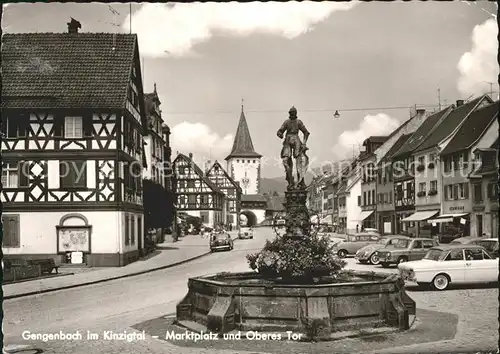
[3,228,498,354]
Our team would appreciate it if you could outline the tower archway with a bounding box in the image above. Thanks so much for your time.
[240,210,257,227]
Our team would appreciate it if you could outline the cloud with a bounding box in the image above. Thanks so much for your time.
[123,2,358,57]
[170,122,233,165]
[457,18,499,98]
[332,113,400,158]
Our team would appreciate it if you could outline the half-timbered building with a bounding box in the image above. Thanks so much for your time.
[173,153,225,227]
[206,161,242,228]
[1,23,148,266]
[142,84,175,242]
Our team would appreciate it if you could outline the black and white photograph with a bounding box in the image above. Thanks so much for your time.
[0,1,498,354]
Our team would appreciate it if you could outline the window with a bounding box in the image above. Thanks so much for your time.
[389,191,392,203]
[473,183,483,203]
[64,117,83,138]
[1,115,27,138]
[200,211,209,223]
[253,160,256,163]
[236,160,239,163]
[1,214,20,248]
[422,240,434,249]
[445,185,453,200]
[419,182,426,192]
[452,155,460,170]
[138,217,142,248]
[188,194,196,206]
[418,156,425,165]
[60,161,87,189]
[429,153,436,162]
[412,240,422,249]
[187,180,195,188]
[430,180,437,192]
[131,216,135,245]
[124,214,130,245]
[482,250,492,260]
[371,190,375,205]
[464,248,483,260]
[363,192,367,206]
[458,183,466,199]
[445,249,464,261]
[2,163,19,188]
[367,192,371,205]
[487,183,499,200]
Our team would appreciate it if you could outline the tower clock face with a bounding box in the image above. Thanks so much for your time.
[241,176,250,189]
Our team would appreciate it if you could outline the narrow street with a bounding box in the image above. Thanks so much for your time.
[3,228,498,354]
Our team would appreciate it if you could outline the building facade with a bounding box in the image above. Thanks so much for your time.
[225,105,265,226]
[173,153,225,227]
[336,161,362,234]
[206,160,242,228]
[1,28,148,266]
[412,96,492,236]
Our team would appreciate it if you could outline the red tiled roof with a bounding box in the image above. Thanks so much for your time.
[393,106,454,157]
[415,96,492,153]
[2,33,139,109]
[225,108,261,160]
[441,101,499,155]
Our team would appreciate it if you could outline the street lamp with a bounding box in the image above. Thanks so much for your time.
[333,110,340,119]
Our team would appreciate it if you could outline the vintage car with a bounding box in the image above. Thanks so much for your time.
[238,227,254,239]
[355,235,411,265]
[375,238,439,267]
[210,232,234,252]
[450,236,484,245]
[333,232,382,258]
[363,228,380,235]
[398,244,499,290]
[476,238,499,258]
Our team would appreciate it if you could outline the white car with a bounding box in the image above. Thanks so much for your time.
[398,244,499,291]
[238,227,254,239]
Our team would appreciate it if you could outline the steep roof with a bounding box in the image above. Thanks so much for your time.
[379,134,412,165]
[440,102,499,155]
[225,106,262,160]
[206,160,242,192]
[175,153,223,194]
[2,33,141,110]
[393,106,453,157]
[415,96,492,153]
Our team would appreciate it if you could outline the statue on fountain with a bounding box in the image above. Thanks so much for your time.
[277,106,310,190]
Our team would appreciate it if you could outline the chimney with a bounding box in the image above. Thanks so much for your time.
[67,18,81,34]
[456,100,464,107]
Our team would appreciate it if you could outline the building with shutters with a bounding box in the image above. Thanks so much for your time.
[1,23,149,266]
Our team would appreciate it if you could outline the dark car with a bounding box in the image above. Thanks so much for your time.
[333,232,382,258]
[375,238,439,267]
[210,233,234,252]
[355,235,411,265]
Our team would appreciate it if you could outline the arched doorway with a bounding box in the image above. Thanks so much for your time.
[240,210,257,227]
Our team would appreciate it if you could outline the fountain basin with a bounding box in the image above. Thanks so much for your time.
[176,270,415,340]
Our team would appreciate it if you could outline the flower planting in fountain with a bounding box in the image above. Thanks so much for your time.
[246,233,346,282]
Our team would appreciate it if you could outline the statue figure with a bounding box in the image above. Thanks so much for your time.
[277,106,310,190]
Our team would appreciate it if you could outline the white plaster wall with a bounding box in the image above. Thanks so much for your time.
[2,211,123,255]
[413,148,442,208]
[228,158,260,195]
[346,178,362,232]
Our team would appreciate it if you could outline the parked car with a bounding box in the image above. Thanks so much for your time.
[398,244,499,290]
[476,238,499,258]
[210,232,234,252]
[355,235,411,265]
[333,233,382,258]
[363,228,380,235]
[450,236,484,245]
[238,227,254,239]
[321,233,346,246]
[375,238,439,267]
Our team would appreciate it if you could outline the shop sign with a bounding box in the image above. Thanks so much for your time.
[448,205,465,212]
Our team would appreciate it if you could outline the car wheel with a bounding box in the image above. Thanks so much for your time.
[397,256,408,264]
[380,262,390,268]
[432,274,450,291]
[369,253,380,265]
[337,250,347,258]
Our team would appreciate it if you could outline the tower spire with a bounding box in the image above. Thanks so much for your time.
[241,98,244,113]
[225,101,262,161]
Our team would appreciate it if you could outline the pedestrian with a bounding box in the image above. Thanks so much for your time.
[356,224,359,233]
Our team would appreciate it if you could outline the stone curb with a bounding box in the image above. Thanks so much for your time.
[3,249,212,300]
[4,236,241,300]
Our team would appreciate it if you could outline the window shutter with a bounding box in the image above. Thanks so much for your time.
[60,161,72,188]
[464,183,469,199]
[453,185,459,200]
[19,161,29,187]
[83,112,93,137]
[53,114,64,137]
[444,185,448,200]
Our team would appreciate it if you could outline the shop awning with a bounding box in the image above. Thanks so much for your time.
[358,210,374,221]
[427,213,469,224]
[401,210,439,222]
[320,215,332,224]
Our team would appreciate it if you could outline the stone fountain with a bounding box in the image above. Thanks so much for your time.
[175,107,415,340]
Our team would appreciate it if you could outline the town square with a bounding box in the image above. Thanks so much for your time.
[1,2,499,354]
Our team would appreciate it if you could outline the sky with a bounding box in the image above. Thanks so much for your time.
[2,2,498,178]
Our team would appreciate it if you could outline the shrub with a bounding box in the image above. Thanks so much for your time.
[416,164,425,172]
[246,234,346,282]
[428,190,437,196]
[417,191,426,197]
[427,162,435,169]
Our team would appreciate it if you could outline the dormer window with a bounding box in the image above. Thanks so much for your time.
[64,117,83,138]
